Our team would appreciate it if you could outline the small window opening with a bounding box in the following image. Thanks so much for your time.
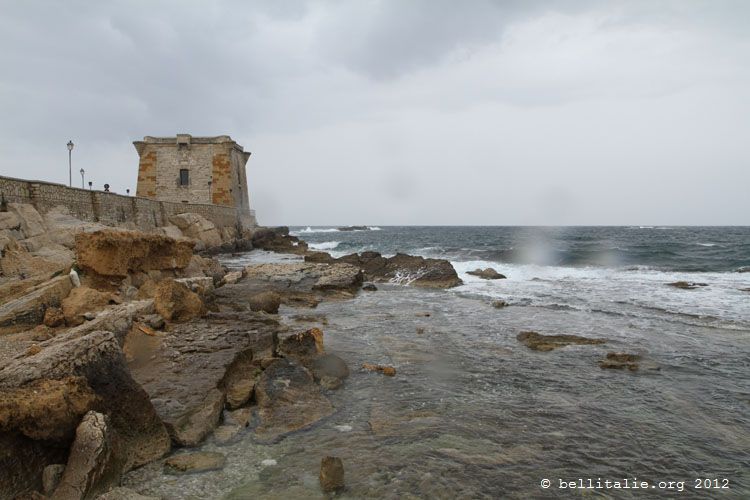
[179,169,189,186]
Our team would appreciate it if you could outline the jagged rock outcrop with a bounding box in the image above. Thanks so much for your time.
[251,227,308,254]
[0,274,74,329]
[248,291,282,314]
[467,268,506,280]
[168,213,223,250]
[75,230,194,277]
[305,251,461,288]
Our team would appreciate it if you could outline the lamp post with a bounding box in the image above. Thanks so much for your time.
[79,168,85,188]
[67,140,74,187]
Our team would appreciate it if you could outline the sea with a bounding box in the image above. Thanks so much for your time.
[124,226,750,499]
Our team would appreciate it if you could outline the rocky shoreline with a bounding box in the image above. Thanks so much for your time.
[0,203,461,499]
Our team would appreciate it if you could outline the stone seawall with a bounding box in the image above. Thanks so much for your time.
[0,175,256,230]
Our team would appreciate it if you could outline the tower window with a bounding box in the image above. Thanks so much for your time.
[179,169,189,186]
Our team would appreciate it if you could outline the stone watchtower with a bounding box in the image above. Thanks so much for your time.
[134,134,251,210]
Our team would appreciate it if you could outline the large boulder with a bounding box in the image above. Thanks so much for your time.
[168,213,223,249]
[277,328,324,361]
[254,358,334,442]
[7,203,46,239]
[61,286,113,327]
[0,377,99,443]
[152,279,205,322]
[0,330,171,474]
[75,230,194,277]
[251,227,308,254]
[51,411,125,500]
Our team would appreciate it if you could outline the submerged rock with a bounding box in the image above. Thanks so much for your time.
[254,358,334,442]
[319,456,345,493]
[362,283,378,291]
[491,300,508,308]
[277,328,325,361]
[666,281,708,290]
[516,331,605,352]
[599,352,641,371]
[362,363,397,376]
[467,268,506,280]
[164,451,226,475]
[97,486,159,500]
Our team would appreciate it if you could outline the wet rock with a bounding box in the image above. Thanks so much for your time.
[252,227,308,254]
[126,312,279,448]
[277,328,325,361]
[254,358,334,441]
[319,456,345,493]
[599,352,641,371]
[43,307,65,327]
[164,451,226,475]
[467,268,506,280]
[170,388,225,447]
[310,354,350,382]
[312,264,363,291]
[62,286,113,327]
[337,226,369,231]
[491,300,508,308]
[0,376,99,442]
[362,363,397,376]
[362,283,378,291]
[42,464,66,495]
[516,331,606,352]
[248,291,281,314]
[226,378,255,410]
[52,411,125,500]
[319,376,343,390]
[666,281,708,290]
[75,230,194,277]
[290,313,328,325]
[221,348,260,410]
[153,279,205,322]
[415,326,425,334]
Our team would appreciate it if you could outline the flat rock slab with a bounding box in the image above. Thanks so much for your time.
[126,311,281,447]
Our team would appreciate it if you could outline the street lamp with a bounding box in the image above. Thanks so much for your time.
[79,168,85,189]
[67,140,74,187]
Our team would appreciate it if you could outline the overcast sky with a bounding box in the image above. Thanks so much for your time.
[1,1,748,225]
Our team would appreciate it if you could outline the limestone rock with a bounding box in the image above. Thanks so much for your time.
[225,408,252,428]
[75,230,194,277]
[254,358,334,441]
[169,388,225,447]
[491,299,508,308]
[168,213,223,249]
[51,411,125,500]
[516,331,606,352]
[221,270,244,286]
[43,307,65,327]
[248,291,281,314]
[153,279,205,322]
[0,275,73,328]
[0,330,171,473]
[8,203,46,239]
[467,268,506,280]
[251,227,308,254]
[0,376,99,443]
[213,424,242,445]
[0,432,67,498]
[42,464,66,495]
[62,287,113,327]
[312,264,363,291]
[164,451,226,475]
[277,328,324,361]
[319,456,345,493]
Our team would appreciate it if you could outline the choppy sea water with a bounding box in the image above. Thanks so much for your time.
[124,227,750,498]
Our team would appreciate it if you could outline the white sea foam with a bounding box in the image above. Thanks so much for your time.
[309,241,340,251]
[368,226,382,231]
[260,459,277,467]
[292,226,341,235]
[696,242,717,247]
